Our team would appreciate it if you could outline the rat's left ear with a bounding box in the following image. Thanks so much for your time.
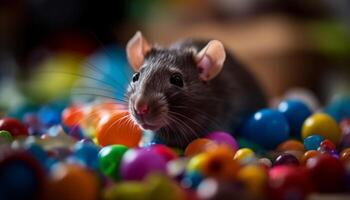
[194,40,226,81]
[126,31,151,71]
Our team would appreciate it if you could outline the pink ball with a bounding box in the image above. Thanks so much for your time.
[120,148,167,180]
[205,131,239,151]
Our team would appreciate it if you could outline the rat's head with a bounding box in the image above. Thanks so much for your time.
[125,31,226,134]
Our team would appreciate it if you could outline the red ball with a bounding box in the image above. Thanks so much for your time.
[306,155,346,193]
[0,118,29,137]
[268,166,314,200]
[149,144,178,162]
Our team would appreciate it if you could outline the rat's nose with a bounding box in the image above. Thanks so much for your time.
[135,103,149,116]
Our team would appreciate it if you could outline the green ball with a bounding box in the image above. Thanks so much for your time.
[0,130,13,142]
[98,144,128,181]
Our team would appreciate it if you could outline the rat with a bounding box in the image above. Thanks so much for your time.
[125,31,266,148]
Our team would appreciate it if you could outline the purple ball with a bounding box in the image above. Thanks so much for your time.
[205,131,239,151]
[273,153,299,166]
[120,148,167,180]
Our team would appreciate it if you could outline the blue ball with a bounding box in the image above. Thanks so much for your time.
[25,143,48,166]
[72,143,99,169]
[241,109,290,149]
[37,105,62,126]
[324,96,350,122]
[181,171,203,189]
[278,99,312,136]
[303,134,324,151]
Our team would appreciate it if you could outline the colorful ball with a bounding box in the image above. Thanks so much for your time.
[72,143,99,169]
[205,131,238,151]
[241,109,290,149]
[324,95,350,122]
[61,105,84,127]
[237,165,267,197]
[268,166,313,200]
[45,163,99,200]
[300,150,320,165]
[303,134,324,151]
[201,146,239,180]
[234,148,256,165]
[0,150,45,200]
[184,138,217,157]
[96,111,142,147]
[149,144,178,162]
[0,118,29,137]
[181,171,203,189]
[277,140,304,152]
[120,148,167,180]
[302,113,341,144]
[98,144,128,181]
[0,130,13,143]
[306,155,346,193]
[277,99,311,135]
[273,153,299,166]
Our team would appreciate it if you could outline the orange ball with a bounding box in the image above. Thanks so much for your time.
[300,150,320,165]
[340,148,350,164]
[62,105,84,127]
[277,140,304,152]
[96,111,142,147]
[184,138,217,157]
[44,164,99,200]
[202,146,240,180]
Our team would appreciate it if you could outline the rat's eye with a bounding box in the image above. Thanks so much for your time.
[132,72,140,82]
[170,73,183,87]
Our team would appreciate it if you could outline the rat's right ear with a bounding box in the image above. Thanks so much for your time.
[126,31,151,71]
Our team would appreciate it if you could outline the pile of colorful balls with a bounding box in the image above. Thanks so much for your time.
[1,91,350,200]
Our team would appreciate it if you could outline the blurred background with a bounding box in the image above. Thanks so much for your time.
[1,0,350,116]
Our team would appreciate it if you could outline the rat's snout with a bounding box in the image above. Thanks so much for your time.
[135,102,149,116]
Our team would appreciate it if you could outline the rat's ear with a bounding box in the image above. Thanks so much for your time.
[126,31,151,71]
[194,40,226,81]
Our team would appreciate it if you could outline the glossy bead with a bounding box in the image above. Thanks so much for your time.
[318,139,336,153]
[96,111,142,147]
[149,144,178,162]
[184,138,217,157]
[202,146,239,180]
[120,148,167,180]
[237,165,267,197]
[0,150,45,200]
[61,105,84,127]
[277,99,311,135]
[340,118,350,135]
[339,148,350,164]
[324,95,350,122]
[0,118,29,137]
[98,144,128,181]
[303,134,324,151]
[0,130,13,143]
[37,106,62,126]
[306,155,346,193]
[181,171,203,189]
[273,153,299,166]
[205,131,238,151]
[277,140,304,152]
[241,109,290,149]
[268,166,313,200]
[300,150,320,165]
[72,143,99,169]
[45,163,99,200]
[187,153,209,172]
[302,113,341,144]
[234,148,256,165]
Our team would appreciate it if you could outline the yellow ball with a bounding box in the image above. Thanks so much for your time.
[301,113,341,144]
[234,148,255,164]
[237,165,267,197]
[186,153,208,172]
